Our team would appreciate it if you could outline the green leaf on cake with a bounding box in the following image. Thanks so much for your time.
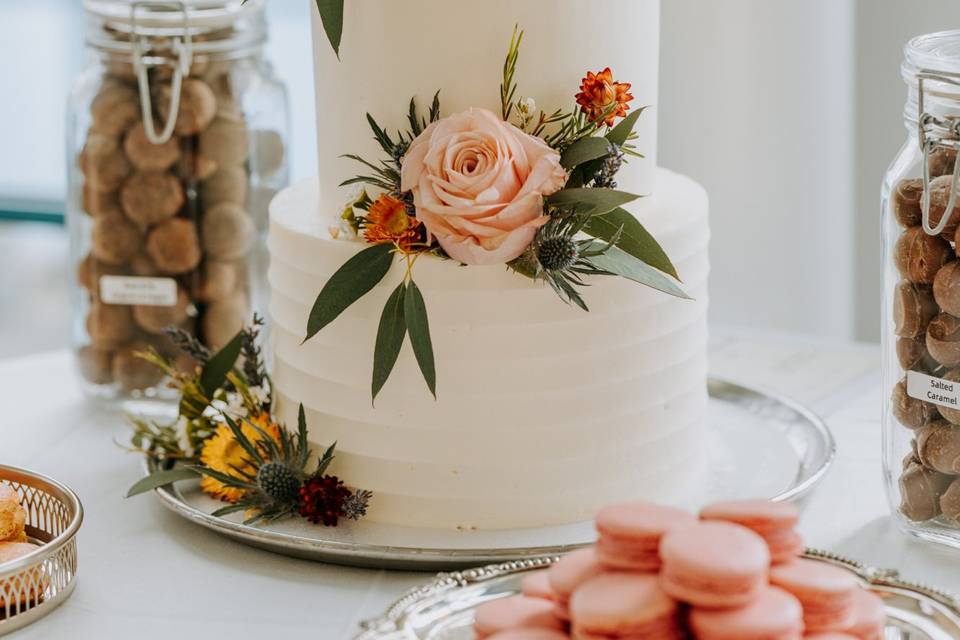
[587,245,690,300]
[584,207,680,280]
[560,137,613,170]
[199,332,243,398]
[605,106,647,147]
[546,188,641,216]
[305,243,395,342]
[126,468,199,498]
[404,280,436,398]
[315,0,344,58]
[372,283,407,403]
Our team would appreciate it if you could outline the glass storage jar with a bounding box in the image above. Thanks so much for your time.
[883,30,960,548]
[66,0,288,408]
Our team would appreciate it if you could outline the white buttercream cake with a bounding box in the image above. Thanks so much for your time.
[267,0,710,529]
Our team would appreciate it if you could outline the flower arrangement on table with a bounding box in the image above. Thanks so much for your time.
[126,316,371,527]
[305,25,689,402]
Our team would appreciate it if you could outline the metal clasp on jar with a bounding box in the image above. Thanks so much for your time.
[130,1,194,145]
[918,70,960,236]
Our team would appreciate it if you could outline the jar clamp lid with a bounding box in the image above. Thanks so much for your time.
[82,0,266,144]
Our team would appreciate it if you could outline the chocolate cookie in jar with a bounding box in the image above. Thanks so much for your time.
[882,30,960,548]
[66,0,288,407]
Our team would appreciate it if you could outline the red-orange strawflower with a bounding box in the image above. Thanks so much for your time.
[575,67,633,127]
[363,193,422,252]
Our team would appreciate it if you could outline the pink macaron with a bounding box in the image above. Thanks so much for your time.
[700,500,803,564]
[486,630,570,640]
[843,588,886,639]
[547,548,605,621]
[520,570,555,602]
[595,501,697,571]
[688,585,805,639]
[569,572,681,639]
[770,559,859,633]
[474,595,565,638]
[659,520,770,609]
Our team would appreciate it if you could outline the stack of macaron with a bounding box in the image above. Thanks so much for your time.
[473,500,886,639]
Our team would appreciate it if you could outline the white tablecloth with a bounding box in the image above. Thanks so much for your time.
[4,332,958,639]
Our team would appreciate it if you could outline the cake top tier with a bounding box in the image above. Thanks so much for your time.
[310,0,661,214]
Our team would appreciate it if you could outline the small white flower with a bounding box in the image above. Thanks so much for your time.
[519,97,536,115]
[248,384,270,407]
[175,416,194,458]
[223,391,247,420]
[338,216,359,239]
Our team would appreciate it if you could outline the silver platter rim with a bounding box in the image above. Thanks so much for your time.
[146,377,836,570]
[353,550,960,639]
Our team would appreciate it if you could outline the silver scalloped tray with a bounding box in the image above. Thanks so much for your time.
[147,378,835,570]
[354,551,960,639]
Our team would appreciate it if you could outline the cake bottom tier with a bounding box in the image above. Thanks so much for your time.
[269,169,710,529]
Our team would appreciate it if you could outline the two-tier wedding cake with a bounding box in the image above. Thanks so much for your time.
[267,0,710,529]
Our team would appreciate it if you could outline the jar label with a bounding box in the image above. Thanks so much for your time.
[99,276,177,306]
[907,370,960,410]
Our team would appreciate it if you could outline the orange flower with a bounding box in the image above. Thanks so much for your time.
[363,193,422,252]
[575,67,633,127]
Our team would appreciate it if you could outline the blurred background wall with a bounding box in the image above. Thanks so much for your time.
[3,0,960,358]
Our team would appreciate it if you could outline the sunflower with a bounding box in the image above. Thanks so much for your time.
[575,67,633,127]
[199,412,281,502]
[363,193,422,252]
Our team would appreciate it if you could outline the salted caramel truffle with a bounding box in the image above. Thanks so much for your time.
[177,148,219,181]
[940,477,960,523]
[129,253,158,276]
[158,78,217,136]
[927,313,960,366]
[120,172,185,228]
[91,212,141,265]
[201,294,249,349]
[893,178,924,228]
[133,287,191,334]
[928,174,960,237]
[197,260,239,302]
[900,461,952,522]
[82,184,122,217]
[90,82,140,137]
[917,419,960,474]
[201,165,247,205]
[123,121,181,172]
[199,117,249,167]
[892,378,937,429]
[146,218,202,274]
[86,302,135,349]
[76,254,127,295]
[79,132,132,192]
[251,129,285,176]
[895,227,952,284]
[936,370,960,425]
[930,146,958,179]
[934,261,960,317]
[897,336,936,372]
[77,345,114,384]
[201,202,254,260]
[893,281,938,338]
[112,341,165,391]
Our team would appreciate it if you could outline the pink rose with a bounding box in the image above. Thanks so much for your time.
[400,108,567,265]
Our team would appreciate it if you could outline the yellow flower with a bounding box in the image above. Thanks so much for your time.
[199,412,281,503]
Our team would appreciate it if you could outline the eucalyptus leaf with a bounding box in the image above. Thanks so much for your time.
[315,0,344,58]
[584,207,679,279]
[588,245,690,299]
[560,137,612,170]
[605,106,647,147]
[371,283,407,403]
[199,332,243,398]
[126,468,199,498]
[305,243,395,342]
[546,188,641,216]
[404,280,436,398]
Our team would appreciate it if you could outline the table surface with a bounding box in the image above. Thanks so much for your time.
[4,331,959,639]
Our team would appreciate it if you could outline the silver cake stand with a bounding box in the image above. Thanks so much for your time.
[145,377,835,571]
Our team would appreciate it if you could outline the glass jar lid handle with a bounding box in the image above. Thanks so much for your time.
[918,71,960,236]
[130,1,194,145]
